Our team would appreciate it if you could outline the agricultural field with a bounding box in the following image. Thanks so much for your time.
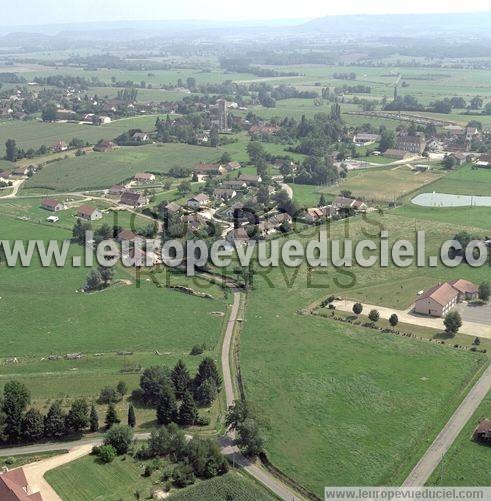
[22,144,219,192]
[427,391,491,486]
[0,115,158,156]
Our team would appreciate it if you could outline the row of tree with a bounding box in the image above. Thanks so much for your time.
[0,380,136,444]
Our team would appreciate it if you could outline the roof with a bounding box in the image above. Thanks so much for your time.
[355,133,380,141]
[448,279,479,295]
[120,191,144,204]
[194,163,221,173]
[231,227,249,240]
[384,149,409,158]
[213,188,236,197]
[77,205,97,217]
[134,172,154,180]
[475,419,491,434]
[0,468,41,501]
[42,198,61,208]
[117,229,137,241]
[165,202,181,213]
[189,193,210,203]
[109,184,125,194]
[239,174,261,182]
[418,283,459,306]
[227,161,241,170]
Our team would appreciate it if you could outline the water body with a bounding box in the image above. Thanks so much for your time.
[412,192,491,207]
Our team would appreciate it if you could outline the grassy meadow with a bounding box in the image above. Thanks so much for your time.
[237,211,490,496]
[0,115,158,156]
[22,144,219,192]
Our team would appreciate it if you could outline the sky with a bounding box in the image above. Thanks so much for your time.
[1,0,490,27]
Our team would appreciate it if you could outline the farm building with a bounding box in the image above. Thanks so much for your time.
[77,205,103,221]
[414,279,478,317]
[108,184,126,196]
[226,161,241,171]
[119,191,149,207]
[164,201,181,214]
[134,172,156,183]
[414,283,459,317]
[448,279,479,301]
[93,140,116,152]
[383,149,411,160]
[473,419,491,445]
[395,133,426,154]
[194,163,226,177]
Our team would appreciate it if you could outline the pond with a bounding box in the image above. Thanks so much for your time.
[411,192,491,207]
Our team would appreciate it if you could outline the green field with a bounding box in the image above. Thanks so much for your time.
[0,115,158,156]
[22,144,219,192]
[427,391,491,486]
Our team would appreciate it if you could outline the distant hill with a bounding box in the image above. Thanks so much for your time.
[299,12,491,37]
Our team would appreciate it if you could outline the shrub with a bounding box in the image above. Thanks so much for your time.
[190,344,205,356]
[97,444,117,463]
[104,424,134,455]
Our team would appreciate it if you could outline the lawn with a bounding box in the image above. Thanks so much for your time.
[46,452,276,501]
[426,391,491,486]
[45,453,162,501]
[22,144,219,192]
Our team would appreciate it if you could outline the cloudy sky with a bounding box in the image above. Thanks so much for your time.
[1,0,490,26]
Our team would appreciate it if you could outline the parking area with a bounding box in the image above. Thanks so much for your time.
[456,302,491,325]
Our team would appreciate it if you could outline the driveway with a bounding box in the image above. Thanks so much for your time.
[23,444,95,501]
[332,299,491,339]
[457,302,491,325]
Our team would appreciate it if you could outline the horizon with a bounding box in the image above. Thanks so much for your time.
[1,1,491,29]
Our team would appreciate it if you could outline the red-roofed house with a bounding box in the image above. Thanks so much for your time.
[0,468,42,501]
[41,198,65,212]
[77,205,103,221]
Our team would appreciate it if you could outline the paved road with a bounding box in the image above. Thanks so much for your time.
[402,363,491,486]
[0,433,150,457]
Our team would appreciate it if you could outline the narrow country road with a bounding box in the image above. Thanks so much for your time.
[220,292,304,500]
[402,363,491,486]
